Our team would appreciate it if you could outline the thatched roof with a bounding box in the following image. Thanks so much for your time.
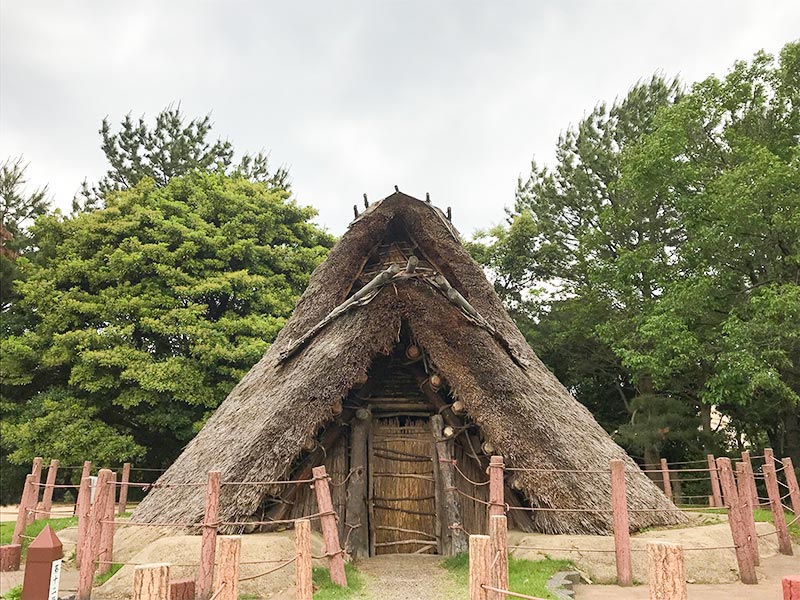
[132,191,684,534]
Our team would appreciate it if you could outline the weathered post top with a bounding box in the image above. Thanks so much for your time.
[22,525,63,600]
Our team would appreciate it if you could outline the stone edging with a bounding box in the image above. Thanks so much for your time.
[545,570,581,600]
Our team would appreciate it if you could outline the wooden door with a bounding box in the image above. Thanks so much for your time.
[369,418,438,554]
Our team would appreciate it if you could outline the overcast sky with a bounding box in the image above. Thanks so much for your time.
[2,2,798,237]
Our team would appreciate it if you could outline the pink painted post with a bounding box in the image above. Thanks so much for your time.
[78,469,112,600]
[76,475,92,568]
[740,451,758,513]
[784,575,800,600]
[660,458,672,500]
[735,461,760,567]
[40,459,60,518]
[98,471,117,574]
[782,458,800,517]
[488,455,505,521]
[12,475,34,545]
[610,460,632,587]
[312,466,347,587]
[763,463,792,556]
[716,457,757,584]
[197,470,220,600]
[117,462,131,515]
[708,454,723,508]
[26,457,43,525]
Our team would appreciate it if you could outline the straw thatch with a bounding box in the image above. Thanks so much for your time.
[132,191,685,535]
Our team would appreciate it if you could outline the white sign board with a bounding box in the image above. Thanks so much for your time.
[49,559,62,600]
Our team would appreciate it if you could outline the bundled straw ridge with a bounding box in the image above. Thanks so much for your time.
[132,191,684,535]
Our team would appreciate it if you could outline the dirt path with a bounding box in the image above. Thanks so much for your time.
[575,553,798,600]
[354,555,463,600]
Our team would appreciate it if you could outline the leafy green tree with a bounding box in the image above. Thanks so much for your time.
[75,105,289,211]
[1,172,334,476]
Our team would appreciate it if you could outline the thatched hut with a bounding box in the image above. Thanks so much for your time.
[132,191,684,556]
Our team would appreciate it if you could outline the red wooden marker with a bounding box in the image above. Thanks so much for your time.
[22,525,63,600]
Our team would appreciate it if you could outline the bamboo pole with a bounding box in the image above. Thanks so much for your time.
[735,461,760,566]
[41,459,60,518]
[312,465,347,587]
[217,536,241,600]
[469,535,491,600]
[132,563,170,600]
[708,454,722,508]
[660,458,672,500]
[489,515,508,598]
[11,475,34,546]
[296,519,312,600]
[98,471,117,574]
[647,542,687,600]
[78,468,113,600]
[118,463,131,515]
[783,458,800,517]
[198,470,221,600]
[610,459,632,587]
[716,458,756,584]
[763,463,793,556]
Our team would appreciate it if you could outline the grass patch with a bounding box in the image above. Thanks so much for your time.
[95,563,124,585]
[312,563,364,599]
[0,516,79,555]
[442,553,572,600]
[0,586,22,600]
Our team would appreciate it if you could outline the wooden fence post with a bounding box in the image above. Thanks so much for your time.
[784,576,800,600]
[345,410,370,558]
[132,563,170,600]
[740,451,759,512]
[431,414,466,555]
[197,470,220,600]
[488,455,505,523]
[296,519,312,600]
[312,465,347,587]
[41,459,60,518]
[735,461,760,566]
[217,536,241,600]
[469,534,491,600]
[610,459,632,587]
[708,454,723,508]
[489,515,508,598]
[783,457,800,517]
[763,463,793,556]
[98,471,117,574]
[647,542,687,600]
[12,475,34,546]
[0,544,21,571]
[76,475,92,568]
[716,458,757,584]
[26,458,43,525]
[118,463,131,516]
[660,458,672,500]
[78,468,112,600]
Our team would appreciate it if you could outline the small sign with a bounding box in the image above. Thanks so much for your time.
[48,559,62,600]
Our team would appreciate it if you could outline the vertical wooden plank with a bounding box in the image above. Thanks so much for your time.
[345,411,370,558]
[740,451,758,512]
[716,458,757,584]
[98,471,117,574]
[217,536,241,600]
[660,458,672,501]
[735,461,760,566]
[312,465,347,586]
[431,414,466,555]
[198,470,220,600]
[489,515,508,598]
[118,463,131,516]
[430,418,444,555]
[488,456,504,522]
[76,475,92,568]
[132,563,170,600]
[610,460,632,587]
[295,519,312,600]
[708,454,723,508]
[469,534,491,600]
[782,458,800,517]
[647,542,687,600]
[40,459,60,518]
[763,463,793,556]
[12,475,34,546]
[78,468,113,600]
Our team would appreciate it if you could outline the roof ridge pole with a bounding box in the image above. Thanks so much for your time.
[610,459,632,586]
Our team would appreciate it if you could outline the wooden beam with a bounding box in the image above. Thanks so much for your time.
[346,410,370,558]
[431,414,466,555]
